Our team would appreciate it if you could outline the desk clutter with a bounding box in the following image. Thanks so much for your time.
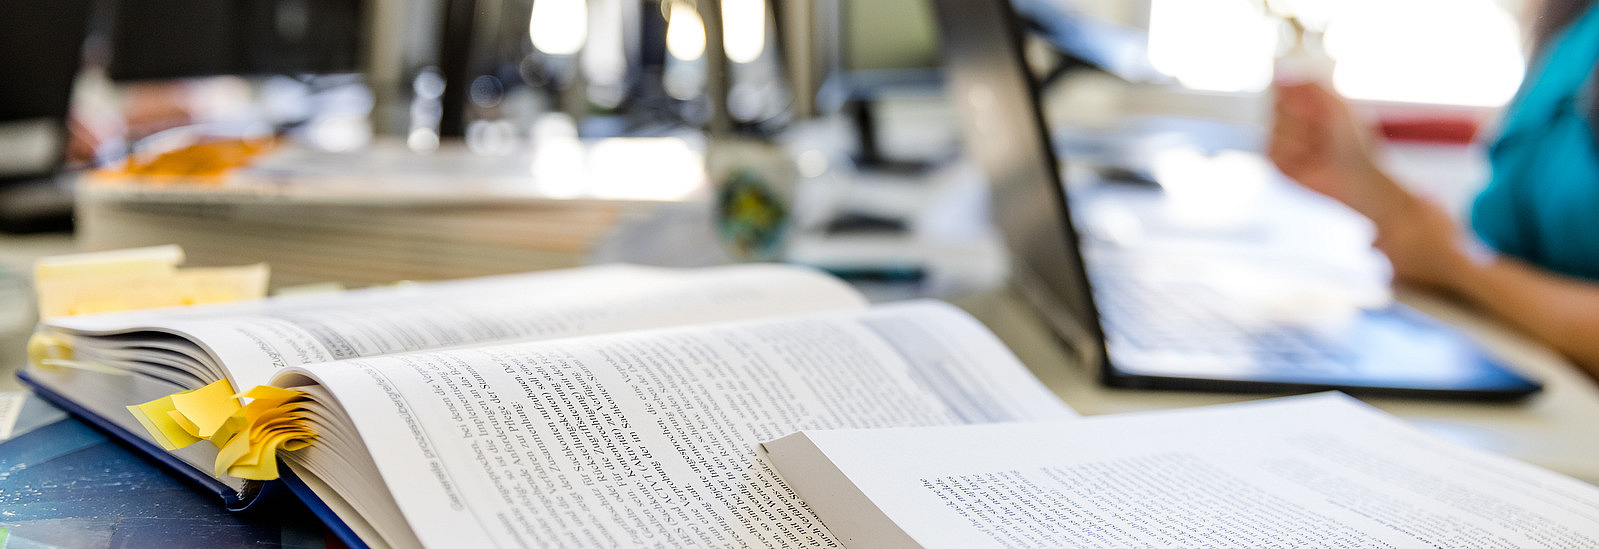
[10,252,1599,547]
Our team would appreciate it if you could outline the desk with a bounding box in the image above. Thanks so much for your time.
[953,137,1599,485]
[959,286,1599,485]
[1,144,1597,548]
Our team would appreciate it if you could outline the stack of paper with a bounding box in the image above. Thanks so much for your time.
[75,139,707,288]
[764,394,1599,548]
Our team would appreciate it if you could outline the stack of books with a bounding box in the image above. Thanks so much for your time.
[75,138,708,287]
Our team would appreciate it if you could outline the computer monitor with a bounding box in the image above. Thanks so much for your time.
[0,0,95,232]
[106,0,363,81]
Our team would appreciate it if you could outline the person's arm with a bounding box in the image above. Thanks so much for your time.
[1369,188,1599,372]
[1448,247,1599,372]
[1269,82,1599,375]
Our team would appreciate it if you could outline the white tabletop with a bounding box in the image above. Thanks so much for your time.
[957,285,1599,486]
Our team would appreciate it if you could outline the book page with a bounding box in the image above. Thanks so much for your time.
[49,264,867,390]
[279,301,1075,548]
[765,394,1599,549]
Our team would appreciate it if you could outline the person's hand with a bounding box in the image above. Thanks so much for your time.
[1269,82,1481,292]
[1372,195,1479,292]
[1267,82,1404,223]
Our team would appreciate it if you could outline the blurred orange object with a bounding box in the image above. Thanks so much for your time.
[106,137,276,180]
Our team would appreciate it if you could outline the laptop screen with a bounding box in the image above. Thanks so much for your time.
[929,0,1107,370]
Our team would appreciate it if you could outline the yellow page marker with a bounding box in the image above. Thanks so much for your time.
[175,265,271,303]
[226,420,316,480]
[215,415,306,480]
[167,410,201,437]
[33,245,184,281]
[26,333,132,374]
[26,332,73,369]
[36,263,269,317]
[228,417,298,472]
[240,428,315,479]
[242,385,305,410]
[127,394,204,451]
[168,379,242,439]
[215,425,256,477]
[211,385,315,480]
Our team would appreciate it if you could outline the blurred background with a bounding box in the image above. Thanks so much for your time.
[0,0,1530,191]
[0,0,1537,345]
[2,4,1588,541]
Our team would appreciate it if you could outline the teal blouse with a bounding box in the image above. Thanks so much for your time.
[1471,4,1599,279]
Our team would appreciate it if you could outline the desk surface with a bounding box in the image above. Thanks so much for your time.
[958,285,1599,485]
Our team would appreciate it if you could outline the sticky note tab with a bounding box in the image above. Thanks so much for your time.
[210,385,316,481]
[33,245,184,281]
[127,394,204,451]
[26,332,73,369]
[32,245,270,319]
[168,379,242,439]
[242,385,306,409]
[230,421,317,480]
[131,380,314,481]
[27,331,133,375]
[35,263,269,318]
[214,423,256,475]
[167,409,201,437]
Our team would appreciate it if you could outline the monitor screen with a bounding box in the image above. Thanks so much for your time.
[0,0,93,122]
[107,0,364,81]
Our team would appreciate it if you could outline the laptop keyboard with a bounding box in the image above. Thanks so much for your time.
[1091,274,1354,370]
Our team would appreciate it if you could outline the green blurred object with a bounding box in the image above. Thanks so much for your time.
[706,138,797,262]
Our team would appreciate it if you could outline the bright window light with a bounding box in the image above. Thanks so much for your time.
[531,0,588,55]
[722,0,766,64]
[1148,0,1276,93]
[1325,0,1523,106]
[1149,0,1525,106]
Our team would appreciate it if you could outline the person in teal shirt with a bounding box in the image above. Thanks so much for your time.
[1269,1,1599,375]
[1474,1,1599,280]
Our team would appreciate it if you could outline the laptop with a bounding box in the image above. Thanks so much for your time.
[929,0,1542,400]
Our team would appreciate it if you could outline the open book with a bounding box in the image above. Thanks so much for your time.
[763,394,1599,548]
[19,264,1076,548]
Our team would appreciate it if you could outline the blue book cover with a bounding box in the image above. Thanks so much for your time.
[12,370,368,549]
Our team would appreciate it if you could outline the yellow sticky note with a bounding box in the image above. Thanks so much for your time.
[169,379,242,439]
[209,413,249,451]
[33,245,184,281]
[132,381,314,481]
[217,419,310,480]
[26,332,73,370]
[210,386,316,481]
[167,409,202,438]
[35,263,269,318]
[127,394,203,451]
[242,385,305,410]
[215,425,256,477]
[169,265,272,307]
[226,427,316,481]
